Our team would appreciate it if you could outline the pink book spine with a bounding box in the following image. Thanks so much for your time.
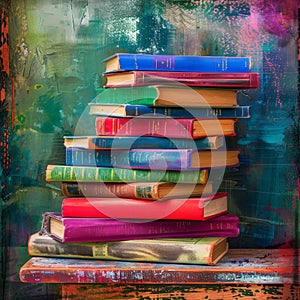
[95,117,194,138]
[42,212,239,243]
[104,71,259,88]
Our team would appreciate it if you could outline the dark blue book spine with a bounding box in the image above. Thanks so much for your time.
[106,53,252,73]
[123,105,250,118]
[66,148,113,167]
[90,136,221,150]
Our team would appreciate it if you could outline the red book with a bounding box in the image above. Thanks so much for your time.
[95,117,236,139]
[103,70,259,88]
[61,192,228,220]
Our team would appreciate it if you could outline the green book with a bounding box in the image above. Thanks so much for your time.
[46,165,208,184]
[95,86,238,107]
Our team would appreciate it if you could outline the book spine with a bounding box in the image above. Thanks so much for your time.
[47,214,239,242]
[91,136,220,150]
[116,54,252,72]
[61,195,227,220]
[66,148,193,170]
[96,86,158,105]
[104,72,259,89]
[122,106,250,119]
[61,182,160,199]
[46,165,208,184]
[28,233,224,265]
[66,148,113,167]
[95,117,194,138]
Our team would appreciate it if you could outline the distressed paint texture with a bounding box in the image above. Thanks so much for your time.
[1,0,299,298]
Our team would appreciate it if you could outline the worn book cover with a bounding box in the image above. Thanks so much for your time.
[61,181,213,200]
[28,232,228,265]
[45,165,209,184]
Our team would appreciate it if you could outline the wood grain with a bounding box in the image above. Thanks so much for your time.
[19,248,299,285]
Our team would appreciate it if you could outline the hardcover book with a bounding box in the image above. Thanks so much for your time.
[65,148,240,170]
[64,135,224,150]
[95,117,237,139]
[103,53,252,73]
[61,192,228,220]
[94,86,238,107]
[103,71,259,89]
[61,181,213,200]
[40,212,240,242]
[88,103,251,119]
[45,165,209,184]
[28,232,228,265]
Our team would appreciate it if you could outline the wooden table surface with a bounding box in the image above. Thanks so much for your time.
[19,248,299,285]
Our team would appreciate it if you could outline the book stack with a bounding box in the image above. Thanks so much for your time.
[29,53,259,266]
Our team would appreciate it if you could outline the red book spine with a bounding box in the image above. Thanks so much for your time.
[104,71,260,88]
[95,117,195,138]
[61,193,228,221]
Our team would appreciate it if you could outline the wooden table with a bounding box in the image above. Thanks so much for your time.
[19,248,299,299]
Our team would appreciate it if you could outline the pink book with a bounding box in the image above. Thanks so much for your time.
[40,212,240,243]
[103,71,259,88]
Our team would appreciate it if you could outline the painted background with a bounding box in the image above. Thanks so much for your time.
[0,0,299,298]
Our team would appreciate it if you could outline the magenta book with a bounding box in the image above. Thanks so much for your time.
[103,70,259,89]
[40,212,240,243]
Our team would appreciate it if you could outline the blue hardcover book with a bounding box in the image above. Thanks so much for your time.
[65,148,239,170]
[103,53,252,73]
[64,135,225,150]
[89,103,251,118]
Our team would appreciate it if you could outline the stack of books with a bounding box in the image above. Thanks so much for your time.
[28,53,259,266]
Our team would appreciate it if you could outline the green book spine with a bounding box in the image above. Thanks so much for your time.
[95,86,160,105]
[46,165,208,184]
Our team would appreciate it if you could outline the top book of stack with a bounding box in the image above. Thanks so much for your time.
[103,53,252,73]
[102,53,259,89]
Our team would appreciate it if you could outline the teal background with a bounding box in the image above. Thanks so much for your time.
[0,0,299,298]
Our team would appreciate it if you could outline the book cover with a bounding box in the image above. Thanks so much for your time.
[65,148,240,170]
[61,192,228,220]
[95,117,236,139]
[103,53,252,73]
[64,135,224,150]
[61,181,213,200]
[45,165,209,184]
[94,86,238,107]
[103,71,259,89]
[28,232,228,265]
[40,212,240,243]
[89,103,251,119]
